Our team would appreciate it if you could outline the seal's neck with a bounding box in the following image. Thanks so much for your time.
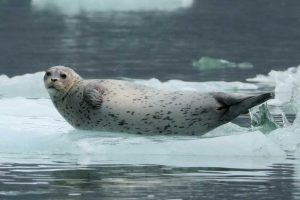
[63,78,81,99]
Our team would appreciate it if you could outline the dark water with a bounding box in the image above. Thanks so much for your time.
[0,157,299,200]
[1,0,300,199]
[0,0,300,81]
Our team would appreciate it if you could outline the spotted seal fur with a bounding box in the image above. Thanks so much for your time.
[44,66,272,135]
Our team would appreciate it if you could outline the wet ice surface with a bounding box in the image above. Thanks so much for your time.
[1,67,300,199]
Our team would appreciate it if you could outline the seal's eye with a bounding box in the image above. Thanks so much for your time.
[46,72,51,76]
[60,73,67,79]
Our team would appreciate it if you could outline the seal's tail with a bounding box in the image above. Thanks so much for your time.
[213,92,273,123]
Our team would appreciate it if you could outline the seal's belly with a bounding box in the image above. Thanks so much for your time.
[62,91,222,135]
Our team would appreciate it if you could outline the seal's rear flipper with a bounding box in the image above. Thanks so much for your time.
[213,92,273,123]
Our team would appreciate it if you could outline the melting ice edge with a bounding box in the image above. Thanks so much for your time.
[1,66,300,166]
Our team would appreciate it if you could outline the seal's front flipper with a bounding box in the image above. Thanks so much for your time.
[83,84,106,109]
[213,92,273,123]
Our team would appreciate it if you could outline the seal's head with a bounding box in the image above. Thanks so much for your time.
[44,66,82,99]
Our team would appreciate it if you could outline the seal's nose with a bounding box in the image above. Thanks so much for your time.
[51,78,58,82]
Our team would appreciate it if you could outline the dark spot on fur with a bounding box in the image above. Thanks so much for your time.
[118,120,127,126]
[163,116,172,121]
[153,112,163,119]
[188,121,197,127]
[201,110,209,114]
[164,124,171,131]
[108,113,117,118]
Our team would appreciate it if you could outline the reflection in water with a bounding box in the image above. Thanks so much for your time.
[31,0,194,13]
[0,160,297,199]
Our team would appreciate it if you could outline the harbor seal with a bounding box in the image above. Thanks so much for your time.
[44,66,272,136]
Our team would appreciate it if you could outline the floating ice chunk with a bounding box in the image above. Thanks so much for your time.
[268,126,300,153]
[0,72,48,98]
[268,95,300,154]
[0,128,75,155]
[0,66,296,165]
[192,57,254,71]
[249,104,279,134]
[0,98,71,133]
[247,67,298,84]
[31,0,194,14]
[75,131,284,157]
[133,78,258,92]
[0,97,284,161]
[247,66,300,106]
[203,122,248,138]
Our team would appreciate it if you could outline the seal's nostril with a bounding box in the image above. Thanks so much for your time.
[51,78,58,82]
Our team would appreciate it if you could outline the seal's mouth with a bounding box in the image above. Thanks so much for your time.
[47,85,58,90]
